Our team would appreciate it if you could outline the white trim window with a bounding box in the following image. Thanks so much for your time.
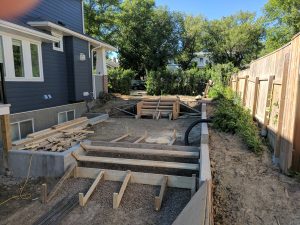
[52,31,64,52]
[0,32,44,82]
[11,119,34,141]
[58,110,75,124]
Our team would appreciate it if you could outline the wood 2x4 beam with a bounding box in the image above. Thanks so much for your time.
[113,171,131,209]
[80,143,199,159]
[155,176,168,211]
[79,170,105,207]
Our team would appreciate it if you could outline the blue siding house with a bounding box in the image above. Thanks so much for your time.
[0,0,115,141]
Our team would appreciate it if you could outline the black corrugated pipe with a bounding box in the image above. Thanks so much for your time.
[184,118,213,146]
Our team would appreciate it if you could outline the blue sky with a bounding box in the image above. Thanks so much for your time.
[155,0,268,20]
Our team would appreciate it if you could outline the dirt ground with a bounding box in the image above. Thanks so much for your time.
[207,104,300,225]
[0,95,201,225]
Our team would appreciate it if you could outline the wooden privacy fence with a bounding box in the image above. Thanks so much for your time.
[230,32,300,173]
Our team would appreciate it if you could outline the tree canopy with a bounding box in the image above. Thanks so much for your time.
[263,0,300,53]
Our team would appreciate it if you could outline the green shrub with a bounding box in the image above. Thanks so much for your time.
[146,68,208,96]
[212,88,263,154]
[108,68,135,94]
[207,63,239,98]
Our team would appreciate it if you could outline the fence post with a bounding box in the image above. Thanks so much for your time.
[242,76,249,106]
[235,77,239,93]
[252,77,259,117]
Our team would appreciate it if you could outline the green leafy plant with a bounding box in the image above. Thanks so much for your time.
[212,88,263,154]
[108,68,135,95]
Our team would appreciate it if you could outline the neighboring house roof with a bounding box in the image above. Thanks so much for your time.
[27,21,116,51]
[106,59,119,68]
[0,19,59,42]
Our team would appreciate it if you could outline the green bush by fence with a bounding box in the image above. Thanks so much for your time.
[108,68,135,95]
[146,68,209,96]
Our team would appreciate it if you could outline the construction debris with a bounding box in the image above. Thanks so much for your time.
[13,117,96,152]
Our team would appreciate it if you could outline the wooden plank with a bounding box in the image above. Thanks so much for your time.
[52,117,88,130]
[172,181,208,225]
[76,167,194,189]
[154,175,168,211]
[44,163,76,203]
[133,131,147,143]
[275,53,290,158]
[81,144,199,158]
[90,140,199,152]
[73,153,199,171]
[113,171,131,209]
[41,183,47,204]
[110,133,130,143]
[79,170,105,207]
[1,114,12,170]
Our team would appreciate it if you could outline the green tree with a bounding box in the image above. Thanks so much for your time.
[202,12,264,68]
[115,0,180,76]
[176,15,206,70]
[84,0,121,43]
[263,0,300,53]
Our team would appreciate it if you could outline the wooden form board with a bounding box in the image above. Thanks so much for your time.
[73,153,199,171]
[79,170,105,207]
[172,181,208,225]
[81,143,199,158]
[113,171,131,209]
[75,167,195,189]
[1,114,12,169]
[90,140,199,152]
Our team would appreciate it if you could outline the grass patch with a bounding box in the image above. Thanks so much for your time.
[212,88,263,154]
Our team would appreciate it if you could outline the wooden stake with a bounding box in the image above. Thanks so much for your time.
[133,131,148,144]
[110,133,130,143]
[41,183,47,204]
[79,170,105,207]
[113,171,131,209]
[154,176,168,211]
[168,130,177,146]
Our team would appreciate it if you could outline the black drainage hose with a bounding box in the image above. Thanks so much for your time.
[184,118,213,146]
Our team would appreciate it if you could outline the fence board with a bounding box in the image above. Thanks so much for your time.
[230,33,300,172]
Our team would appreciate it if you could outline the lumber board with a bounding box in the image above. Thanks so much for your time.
[52,117,88,130]
[73,153,199,171]
[154,175,168,211]
[110,133,130,143]
[172,181,208,225]
[90,140,199,152]
[180,102,201,114]
[133,131,148,143]
[81,144,199,158]
[44,164,76,203]
[76,167,195,189]
[79,170,105,207]
[113,171,131,209]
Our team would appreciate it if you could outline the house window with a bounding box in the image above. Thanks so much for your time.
[58,110,75,124]
[11,119,34,141]
[199,58,204,64]
[0,32,44,82]
[52,33,63,52]
[12,39,24,77]
[30,43,40,77]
